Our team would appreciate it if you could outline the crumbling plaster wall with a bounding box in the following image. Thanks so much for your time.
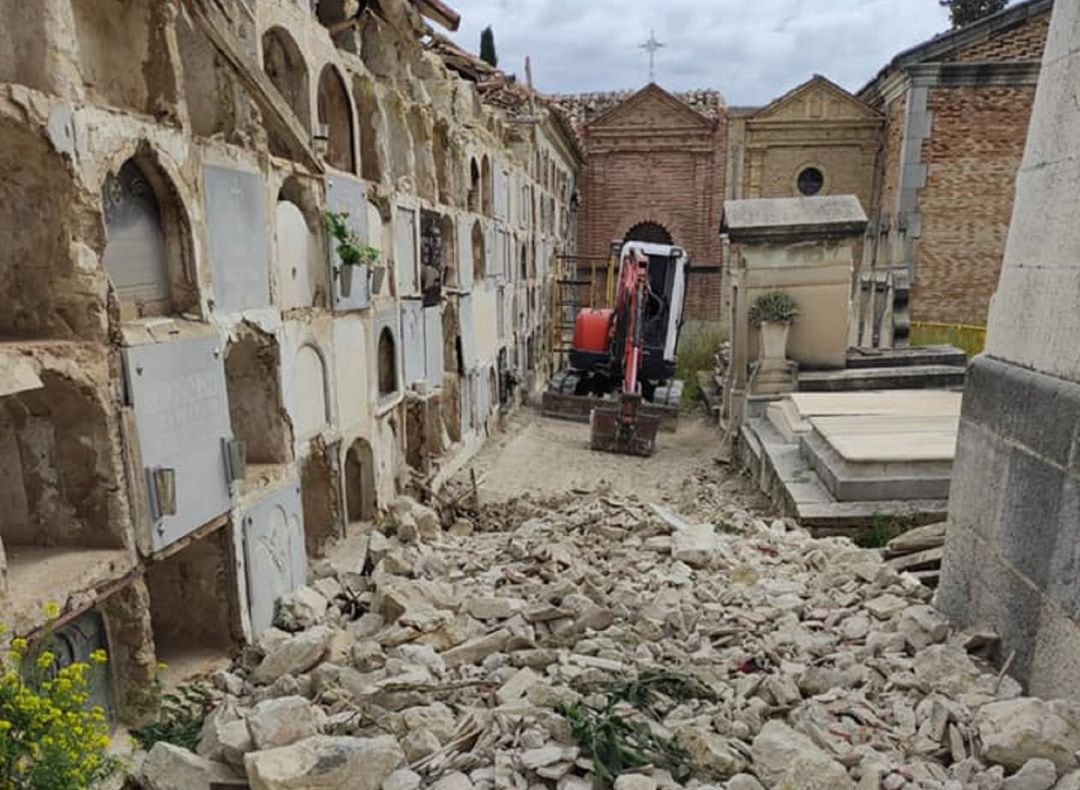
[0,0,579,719]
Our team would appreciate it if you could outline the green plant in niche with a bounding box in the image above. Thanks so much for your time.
[325,211,380,267]
[748,290,799,326]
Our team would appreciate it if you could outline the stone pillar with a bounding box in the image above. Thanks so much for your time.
[100,577,160,725]
[938,0,1080,697]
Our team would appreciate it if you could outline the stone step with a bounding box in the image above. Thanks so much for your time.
[799,426,953,502]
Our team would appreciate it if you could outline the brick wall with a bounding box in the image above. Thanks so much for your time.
[946,14,1049,63]
[576,89,728,321]
[912,85,1036,325]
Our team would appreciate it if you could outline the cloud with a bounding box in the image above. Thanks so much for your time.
[448,0,954,105]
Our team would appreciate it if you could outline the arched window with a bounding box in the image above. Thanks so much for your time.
[624,221,673,246]
[317,65,355,173]
[378,327,397,396]
[471,221,485,282]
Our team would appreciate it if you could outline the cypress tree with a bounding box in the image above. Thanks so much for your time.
[939,0,1009,28]
[480,26,498,68]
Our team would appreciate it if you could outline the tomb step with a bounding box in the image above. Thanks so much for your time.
[799,427,953,502]
[798,364,965,392]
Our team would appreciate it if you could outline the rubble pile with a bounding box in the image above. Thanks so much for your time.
[139,491,1080,790]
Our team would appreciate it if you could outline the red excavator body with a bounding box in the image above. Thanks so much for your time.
[587,249,663,457]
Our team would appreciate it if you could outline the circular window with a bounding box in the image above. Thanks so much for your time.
[797,167,825,196]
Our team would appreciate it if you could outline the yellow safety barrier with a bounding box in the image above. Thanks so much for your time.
[910,321,987,358]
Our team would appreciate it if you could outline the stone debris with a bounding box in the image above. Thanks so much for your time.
[138,487,1080,789]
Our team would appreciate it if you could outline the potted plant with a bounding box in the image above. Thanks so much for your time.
[325,210,380,298]
[748,290,799,361]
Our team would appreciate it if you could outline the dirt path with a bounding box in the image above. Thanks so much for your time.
[466,410,768,520]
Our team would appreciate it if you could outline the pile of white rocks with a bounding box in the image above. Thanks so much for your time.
[139,492,1080,790]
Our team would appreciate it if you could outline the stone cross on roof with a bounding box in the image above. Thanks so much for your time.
[640,30,665,83]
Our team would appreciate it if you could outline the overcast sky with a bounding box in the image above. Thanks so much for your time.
[449,0,961,106]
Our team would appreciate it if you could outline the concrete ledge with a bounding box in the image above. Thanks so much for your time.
[798,364,965,392]
[800,428,952,502]
[846,345,967,370]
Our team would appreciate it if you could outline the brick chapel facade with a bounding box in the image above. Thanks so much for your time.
[559,0,1051,341]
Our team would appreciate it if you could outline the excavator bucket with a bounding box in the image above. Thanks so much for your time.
[589,393,661,457]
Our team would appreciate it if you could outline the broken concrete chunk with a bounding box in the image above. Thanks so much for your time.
[141,742,243,790]
[897,604,950,650]
[441,628,509,668]
[274,586,329,632]
[671,523,720,567]
[613,775,659,790]
[977,698,1080,773]
[252,626,334,684]
[466,596,520,620]
[676,726,748,779]
[247,696,319,750]
[382,769,422,790]
[244,735,403,790]
[1002,757,1057,790]
[864,593,908,620]
[751,720,854,789]
[430,771,474,790]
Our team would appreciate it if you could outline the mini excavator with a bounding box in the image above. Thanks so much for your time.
[545,241,687,457]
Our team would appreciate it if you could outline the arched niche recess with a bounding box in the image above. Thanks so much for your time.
[262,27,311,158]
[471,220,485,282]
[317,64,356,174]
[353,75,383,183]
[377,327,398,397]
[467,158,481,212]
[101,156,196,319]
[294,343,330,438]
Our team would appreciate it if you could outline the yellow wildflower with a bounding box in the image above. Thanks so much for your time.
[43,601,61,620]
[89,648,108,664]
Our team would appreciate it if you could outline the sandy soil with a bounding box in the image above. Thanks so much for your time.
[464,409,771,519]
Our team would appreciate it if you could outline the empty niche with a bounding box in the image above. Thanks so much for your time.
[433,121,454,206]
[317,64,356,174]
[70,0,159,114]
[421,211,455,306]
[0,372,124,554]
[101,156,197,320]
[481,155,493,217]
[383,95,412,184]
[176,12,242,139]
[224,329,293,476]
[408,107,435,202]
[471,220,485,282]
[467,158,480,212]
[262,27,311,158]
[300,444,343,556]
[353,75,383,183]
[343,438,376,524]
[378,327,398,398]
[275,175,325,309]
[145,527,240,670]
[441,301,463,443]
[294,343,330,439]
